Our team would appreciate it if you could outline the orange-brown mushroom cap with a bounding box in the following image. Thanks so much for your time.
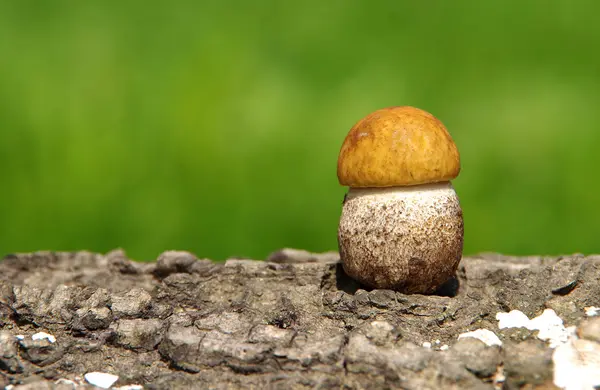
[337,106,460,187]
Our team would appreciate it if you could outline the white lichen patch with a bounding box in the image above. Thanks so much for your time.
[84,372,119,389]
[553,338,600,390]
[32,332,56,343]
[585,306,600,317]
[496,310,531,329]
[496,309,575,348]
[458,329,502,347]
[496,308,600,389]
[530,310,576,348]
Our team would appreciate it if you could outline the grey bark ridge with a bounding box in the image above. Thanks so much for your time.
[0,249,598,389]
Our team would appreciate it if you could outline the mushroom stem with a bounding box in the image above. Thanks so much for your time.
[338,181,464,293]
[345,181,458,201]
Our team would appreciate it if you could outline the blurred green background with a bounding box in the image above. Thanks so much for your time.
[1,1,599,261]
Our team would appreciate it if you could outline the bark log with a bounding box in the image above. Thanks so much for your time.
[0,249,599,389]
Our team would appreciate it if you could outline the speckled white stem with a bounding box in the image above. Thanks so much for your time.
[338,182,464,294]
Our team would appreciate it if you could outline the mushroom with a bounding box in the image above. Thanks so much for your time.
[337,106,464,294]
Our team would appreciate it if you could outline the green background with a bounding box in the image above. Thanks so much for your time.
[1,1,599,261]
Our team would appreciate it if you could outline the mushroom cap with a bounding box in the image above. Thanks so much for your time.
[337,106,460,187]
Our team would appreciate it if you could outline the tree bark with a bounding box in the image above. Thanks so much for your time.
[0,249,599,389]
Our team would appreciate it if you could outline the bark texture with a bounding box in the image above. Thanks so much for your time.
[0,249,599,389]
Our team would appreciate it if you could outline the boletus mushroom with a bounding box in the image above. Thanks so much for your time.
[337,106,464,294]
